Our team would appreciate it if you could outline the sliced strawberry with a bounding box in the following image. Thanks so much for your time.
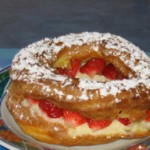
[56,68,67,75]
[0,119,4,126]
[117,117,131,126]
[56,59,81,77]
[64,69,73,77]
[102,64,117,80]
[145,116,150,122]
[56,68,72,77]
[71,59,81,77]
[28,98,39,105]
[80,58,106,77]
[39,100,63,118]
[145,109,150,122]
[146,109,150,116]
[117,72,124,80]
[87,119,112,131]
[63,110,87,127]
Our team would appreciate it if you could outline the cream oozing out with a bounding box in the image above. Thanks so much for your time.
[21,98,150,137]
[10,32,150,101]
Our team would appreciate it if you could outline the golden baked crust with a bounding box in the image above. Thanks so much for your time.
[6,32,150,145]
[9,32,150,121]
[9,81,149,121]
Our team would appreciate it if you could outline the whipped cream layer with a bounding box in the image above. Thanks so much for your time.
[22,99,150,138]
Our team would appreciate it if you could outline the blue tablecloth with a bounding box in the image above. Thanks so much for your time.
[0,48,19,69]
[0,146,7,150]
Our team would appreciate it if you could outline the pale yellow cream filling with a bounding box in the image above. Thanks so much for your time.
[22,99,150,138]
[76,71,110,81]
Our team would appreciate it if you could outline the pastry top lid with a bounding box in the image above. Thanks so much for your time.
[10,32,150,101]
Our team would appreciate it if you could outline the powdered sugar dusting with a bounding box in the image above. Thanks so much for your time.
[11,38,67,82]
[103,34,150,79]
[78,78,150,98]
[10,32,150,101]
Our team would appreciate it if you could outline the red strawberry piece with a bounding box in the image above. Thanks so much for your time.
[56,59,81,77]
[117,72,126,80]
[0,119,4,126]
[145,109,150,122]
[102,64,117,80]
[145,116,150,122]
[71,59,81,77]
[87,119,112,131]
[127,144,147,150]
[39,100,63,118]
[146,109,150,116]
[28,98,39,105]
[63,110,87,127]
[56,68,67,75]
[117,117,131,126]
[56,68,72,77]
[64,69,73,77]
[80,58,106,77]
